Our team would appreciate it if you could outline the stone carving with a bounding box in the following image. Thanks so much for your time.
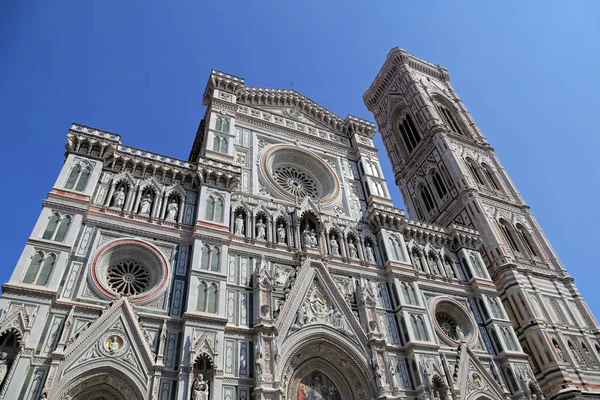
[332,309,353,336]
[310,230,318,248]
[274,265,290,288]
[113,187,126,209]
[140,194,152,215]
[348,241,358,259]
[166,199,178,221]
[554,340,566,362]
[104,335,123,355]
[365,244,375,262]
[255,218,266,240]
[234,214,244,235]
[330,236,340,256]
[277,223,286,244]
[192,374,209,400]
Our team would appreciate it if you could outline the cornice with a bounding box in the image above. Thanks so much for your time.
[363,47,450,110]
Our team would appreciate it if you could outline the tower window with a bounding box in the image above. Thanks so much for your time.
[516,224,538,257]
[215,116,230,133]
[431,171,448,198]
[212,136,228,154]
[482,164,501,190]
[465,158,485,186]
[23,251,56,286]
[419,184,436,213]
[436,102,464,136]
[65,162,92,192]
[398,114,421,154]
[498,219,521,253]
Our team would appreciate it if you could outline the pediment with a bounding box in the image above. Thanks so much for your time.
[57,298,156,386]
[275,260,367,344]
[456,344,506,400]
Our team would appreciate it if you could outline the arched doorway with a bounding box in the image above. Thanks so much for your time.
[279,328,375,400]
[52,367,145,400]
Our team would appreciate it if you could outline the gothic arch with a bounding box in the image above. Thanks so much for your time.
[52,365,146,400]
[278,327,375,400]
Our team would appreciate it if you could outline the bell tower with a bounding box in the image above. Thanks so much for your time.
[364,48,600,399]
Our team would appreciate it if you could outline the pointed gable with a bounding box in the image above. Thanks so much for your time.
[456,344,506,400]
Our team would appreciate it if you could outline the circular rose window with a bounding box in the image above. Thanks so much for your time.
[90,239,169,303]
[430,297,478,346]
[258,145,340,206]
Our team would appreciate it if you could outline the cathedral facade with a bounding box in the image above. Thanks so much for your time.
[0,48,596,400]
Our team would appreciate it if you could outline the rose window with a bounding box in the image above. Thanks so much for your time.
[436,312,459,340]
[107,261,151,296]
[273,166,319,199]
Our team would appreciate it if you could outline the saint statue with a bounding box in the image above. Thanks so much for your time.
[348,241,358,258]
[277,223,286,244]
[302,228,311,249]
[365,243,375,262]
[192,374,209,400]
[166,199,178,221]
[330,236,340,256]
[255,354,264,375]
[455,325,465,342]
[234,214,244,235]
[0,352,8,388]
[113,187,126,209]
[309,229,318,248]
[256,218,266,240]
[140,193,152,215]
[107,336,121,354]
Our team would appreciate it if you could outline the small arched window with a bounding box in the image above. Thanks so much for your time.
[201,245,210,269]
[481,163,501,190]
[470,254,486,277]
[75,168,90,191]
[210,248,220,272]
[418,316,428,341]
[205,197,215,221]
[419,184,436,213]
[397,114,421,154]
[411,315,421,340]
[465,158,485,186]
[23,252,55,286]
[215,116,230,133]
[431,171,448,199]
[197,282,207,311]
[114,160,123,172]
[435,101,464,136]
[124,162,134,173]
[516,224,538,257]
[54,216,71,242]
[478,298,490,320]
[402,282,412,304]
[214,198,224,222]
[499,219,521,253]
[212,136,221,152]
[65,165,81,189]
[42,213,60,240]
[220,137,228,154]
[90,144,101,156]
[207,285,218,313]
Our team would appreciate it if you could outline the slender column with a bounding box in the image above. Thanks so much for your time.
[177,197,185,224]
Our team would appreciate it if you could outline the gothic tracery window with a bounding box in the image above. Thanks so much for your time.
[516,224,538,257]
[106,261,151,296]
[481,163,501,190]
[215,116,230,133]
[431,170,448,199]
[205,194,224,223]
[498,219,521,253]
[419,184,436,213]
[435,101,465,136]
[465,158,485,187]
[65,163,92,192]
[397,114,421,154]
[42,213,71,242]
[23,251,56,286]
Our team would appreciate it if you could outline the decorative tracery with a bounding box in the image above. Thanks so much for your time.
[273,166,319,199]
[106,261,151,296]
[436,312,459,340]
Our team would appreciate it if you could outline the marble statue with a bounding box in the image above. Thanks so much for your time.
[234,214,244,235]
[166,199,178,221]
[348,241,358,258]
[113,187,125,208]
[330,236,340,256]
[192,374,209,400]
[456,325,465,342]
[256,218,266,240]
[140,194,152,215]
[255,354,264,375]
[365,243,375,262]
[277,223,286,244]
[302,228,311,249]
[309,229,318,248]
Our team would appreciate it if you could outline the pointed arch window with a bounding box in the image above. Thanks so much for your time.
[516,224,538,257]
[419,184,436,213]
[207,285,218,313]
[210,248,220,272]
[197,282,207,311]
[470,254,486,278]
[398,114,421,154]
[499,219,521,253]
[42,213,60,240]
[481,163,501,190]
[205,194,224,223]
[435,101,464,136]
[212,136,228,153]
[54,216,71,242]
[465,158,485,186]
[23,252,55,286]
[431,170,448,199]
[201,245,210,269]
[65,165,81,189]
[65,163,92,192]
[215,116,230,133]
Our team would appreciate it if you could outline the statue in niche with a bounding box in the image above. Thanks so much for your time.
[274,267,288,287]
[309,229,318,248]
[365,243,375,262]
[0,352,8,388]
[277,223,286,244]
[348,241,358,259]
[554,341,566,362]
[234,214,244,235]
[113,186,126,209]
[388,361,398,390]
[456,325,465,342]
[302,228,312,249]
[330,236,340,256]
[331,309,353,336]
[256,218,266,240]
[444,259,456,278]
[374,365,385,389]
[258,262,272,288]
[192,373,209,400]
[140,193,152,215]
[255,353,264,376]
[296,303,308,327]
[166,199,179,221]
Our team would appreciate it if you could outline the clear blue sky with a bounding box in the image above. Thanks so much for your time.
[1,1,600,315]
